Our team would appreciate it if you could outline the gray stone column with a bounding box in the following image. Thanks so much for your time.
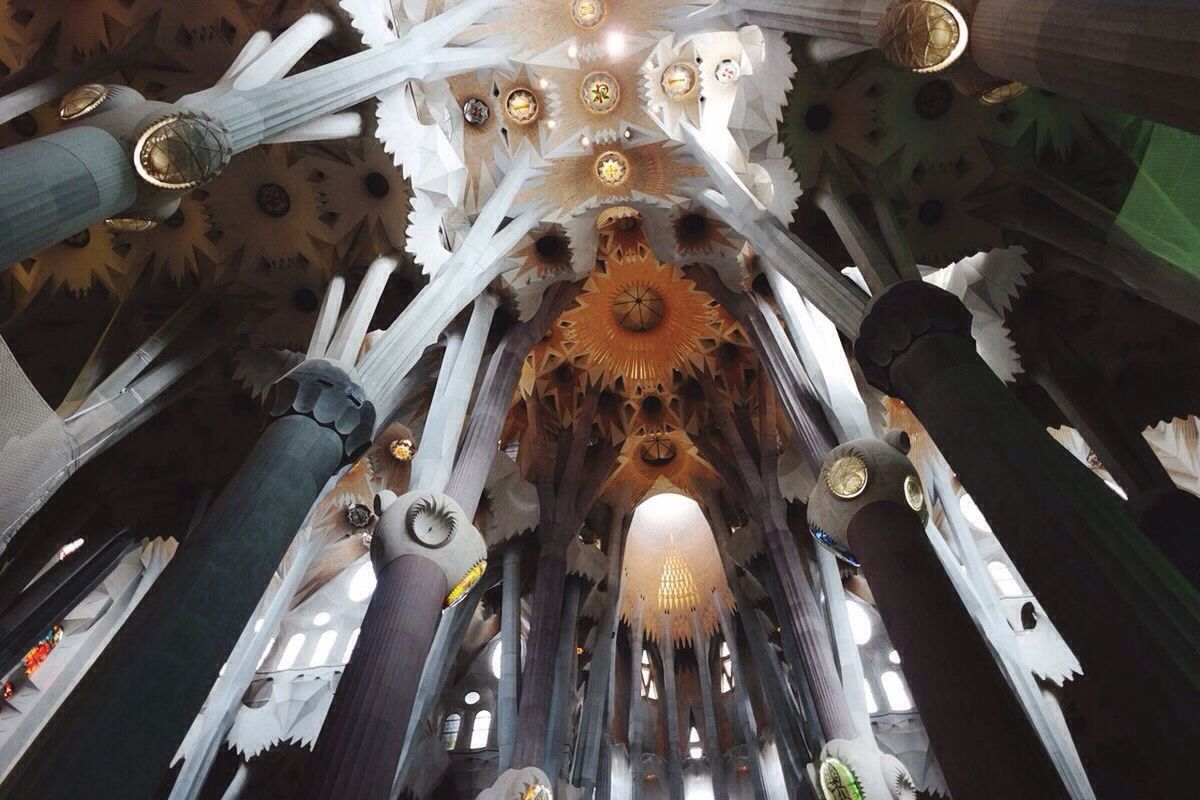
[627,599,646,800]
[970,0,1200,135]
[690,614,728,800]
[543,576,584,781]
[713,594,769,800]
[573,510,629,793]
[0,125,138,267]
[0,360,373,800]
[497,543,523,772]
[854,280,1200,794]
[660,616,685,800]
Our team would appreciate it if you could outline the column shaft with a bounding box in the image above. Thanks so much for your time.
[848,500,1069,800]
[661,620,684,800]
[497,544,522,771]
[0,126,138,267]
[627,600,646,800]
[543,577,583,781]
[302,554,447,800]
[854,281,1200,795]
[512,546,569,766]
[690,616,728,800]
[713,595,769,800]
[971,0,1200,134]
[1,383,359,799]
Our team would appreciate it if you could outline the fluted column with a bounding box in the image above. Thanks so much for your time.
[690,614,728,800]
[969,0,1200,134]
[848,499,1068,799]
[497,544,523,772]
[303,555,447,799]
[732,0,886,44]
[1,360,373,800]
[854,280,1200,793]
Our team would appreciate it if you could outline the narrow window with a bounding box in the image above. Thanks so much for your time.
[880,671,913,711]
[277,634,305,670]
[441,713,461,749]
[469,710,492,749]
[862,678,878,714]
[342,628,360,663]
[688,726,703,759]
[310,630,338,667]
[719,641,734,694]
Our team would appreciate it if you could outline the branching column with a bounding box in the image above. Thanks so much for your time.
[513,387,620,767]
[854,280,1200,793]
[697,373,859,742]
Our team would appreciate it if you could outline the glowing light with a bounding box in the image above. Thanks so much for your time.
[568,44,578,59]
[348,562,376,601]
[342,628,360,662]
[846,600,873,645]
[605,31,625,57]
[312,611,331,626]
[465,690,481,705]
[546,119,557,129]
[881,671,914,711]
[58,538,84,559]
[277,633,306,670]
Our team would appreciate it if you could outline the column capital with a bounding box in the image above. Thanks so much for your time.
[268,359,375,462]
[371,490,487,607]
[853,279,973,395]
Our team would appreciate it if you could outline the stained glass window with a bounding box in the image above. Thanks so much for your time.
[441,713,462,749]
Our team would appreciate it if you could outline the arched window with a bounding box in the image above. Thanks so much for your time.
[846,600,872,645]
[342,628,360,663]
[257,638,275,670]
[688,726,703,759]
[719,641,733,694]
[640,650,658,700]
[348,562,376,601]
[490,637,526,679]
[441,713,462,749]
[310,630,338,667]
[959,493,992,532]
[880,671,914,711]
[469,710,492,749]
[862,678,878,714]
[987,561,1022,598]
[277,633,306,670]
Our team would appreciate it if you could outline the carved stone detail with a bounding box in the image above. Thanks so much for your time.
[853,279,973,395]
[267,359,375,461]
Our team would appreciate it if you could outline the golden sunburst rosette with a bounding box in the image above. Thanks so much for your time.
[561,247,724,387]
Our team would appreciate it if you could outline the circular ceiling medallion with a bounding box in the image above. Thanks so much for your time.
[389,438,416,461]
[879,0,968,74]
[256,182,291,217]
[446,559,487,608]
[714,59,741,86]
[594,150,630,186]
[612,284,665,331]
[59,84,108,121]
[406,496,457,547]
[660,62,698,98]
[827,455,869,499]
[581,72,620,113]
[640,433,678,465]
[346,503,374,529]
[904,474,925,512]
[462,97,490,126]
[914,80,954,119]
[571,0,605,28]
[505,88,539,124]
